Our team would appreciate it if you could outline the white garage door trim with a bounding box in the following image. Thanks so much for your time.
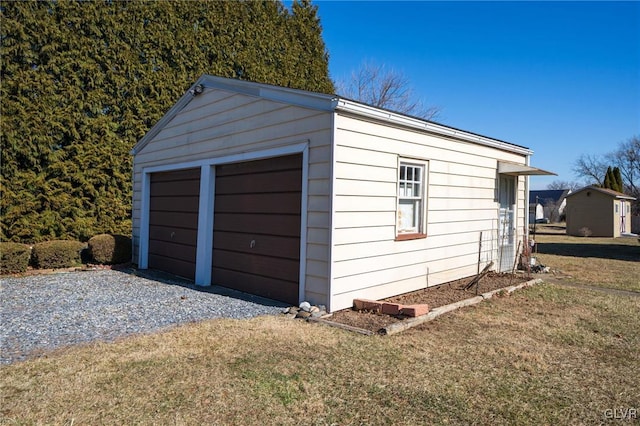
[138,141,309,303]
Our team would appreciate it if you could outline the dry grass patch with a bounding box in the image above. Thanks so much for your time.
[533,231,639,292]
[2,284,639,425]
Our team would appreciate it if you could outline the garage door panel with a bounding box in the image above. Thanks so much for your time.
[214,192,301,214]
[149,225,198,246]
[149,254,196,280]
[149,240,197,263]
[214,213,300,236]
[149,211,199,229]
[213,231,300,260]
[151,169,202,182]
[212,268,298,304]
[216,155,302,176]
[148,167,200,280]
[212,154,302,304]
[213,249,299,283]
[214,170,302,194]
[150,180,201,197]
[150,196,200,213]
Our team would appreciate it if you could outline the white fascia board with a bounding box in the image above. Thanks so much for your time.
[198,75,338,112]
[335,99,533,157]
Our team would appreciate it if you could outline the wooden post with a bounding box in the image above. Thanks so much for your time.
[509,240,522,286]
[477,231,483,276]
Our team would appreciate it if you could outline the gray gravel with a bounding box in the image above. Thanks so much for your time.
[0,268,286,365]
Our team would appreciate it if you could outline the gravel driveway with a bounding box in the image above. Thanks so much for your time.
[0,268,286,365]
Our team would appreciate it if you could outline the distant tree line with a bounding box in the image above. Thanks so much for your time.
[1,0,333,243]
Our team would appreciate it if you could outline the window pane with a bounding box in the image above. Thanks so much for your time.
[414,168,420,181]
[398,199,417,231]
[400,166,406,180]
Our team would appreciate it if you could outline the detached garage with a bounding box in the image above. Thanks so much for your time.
[131,75,552,311]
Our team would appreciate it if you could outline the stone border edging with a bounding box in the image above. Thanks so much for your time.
[381,278,543,335]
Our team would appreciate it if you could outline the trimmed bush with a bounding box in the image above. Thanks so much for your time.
[31,240,85,269]
[88,234,132,265]
[1,242,31,274]
[579,227,593,237]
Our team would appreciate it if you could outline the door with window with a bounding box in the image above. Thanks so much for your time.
[620,200,627,234]
[498,175,516,272]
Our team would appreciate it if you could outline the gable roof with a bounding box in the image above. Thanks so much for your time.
[529,189,571,204]
[566,185,636,200]
[131,75,534,156]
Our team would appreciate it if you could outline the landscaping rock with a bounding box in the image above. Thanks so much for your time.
[299,301,311,312]
[281,302,327,320]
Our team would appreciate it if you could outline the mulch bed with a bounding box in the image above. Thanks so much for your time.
[327,272,531,333]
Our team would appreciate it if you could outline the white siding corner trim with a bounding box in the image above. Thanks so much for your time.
[137,142,310,300]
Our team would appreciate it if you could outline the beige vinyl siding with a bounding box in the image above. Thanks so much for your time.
[329,114,528,311]
[566,190,619,237]
[132,89,332,305]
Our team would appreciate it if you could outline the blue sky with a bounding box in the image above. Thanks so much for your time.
[313,1,640,190]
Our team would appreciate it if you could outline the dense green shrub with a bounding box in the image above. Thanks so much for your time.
[1,1,333,243]
[31,240,85,269]
[0,242,31,274]
[88,234,132,264]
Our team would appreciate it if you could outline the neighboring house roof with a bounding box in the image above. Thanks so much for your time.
[131,75,534,156]
[529,189,571,205]
[566,185,636,200]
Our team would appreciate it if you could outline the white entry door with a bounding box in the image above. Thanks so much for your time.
[620,200,627,234]
[498,176,516,272]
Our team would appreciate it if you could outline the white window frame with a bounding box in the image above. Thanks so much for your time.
[396,158,428,238]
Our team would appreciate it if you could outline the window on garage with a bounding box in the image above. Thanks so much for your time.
[396,159,428,239]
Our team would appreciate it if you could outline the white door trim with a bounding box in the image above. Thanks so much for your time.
[195,165,215,286]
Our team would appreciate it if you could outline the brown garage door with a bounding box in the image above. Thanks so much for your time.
[212,154,302,304]
[148,168,200,280]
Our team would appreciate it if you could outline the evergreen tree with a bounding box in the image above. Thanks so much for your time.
[613,167,624,192]
[1,0,333,242]
[603,166,613,190]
